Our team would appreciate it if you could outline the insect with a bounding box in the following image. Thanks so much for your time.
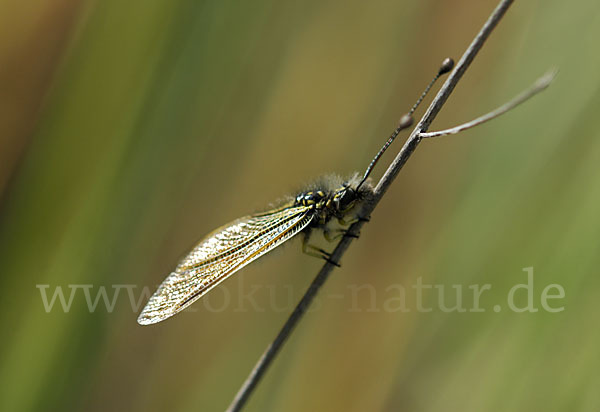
[137,58,454,325]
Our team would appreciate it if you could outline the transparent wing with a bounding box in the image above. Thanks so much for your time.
[138,205,313,325]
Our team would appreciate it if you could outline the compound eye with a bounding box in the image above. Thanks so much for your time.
[337,188,356,210]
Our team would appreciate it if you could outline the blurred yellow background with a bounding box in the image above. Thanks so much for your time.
[1,0,599,411]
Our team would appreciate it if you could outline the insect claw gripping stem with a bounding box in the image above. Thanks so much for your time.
[324,257,341,268]
[316,247,341,268]
[342,231,360,239]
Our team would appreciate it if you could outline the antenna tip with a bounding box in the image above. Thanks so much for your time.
[398,113,414,130]
[438,57,455,75]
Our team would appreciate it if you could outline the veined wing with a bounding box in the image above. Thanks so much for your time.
[137,205,313,325]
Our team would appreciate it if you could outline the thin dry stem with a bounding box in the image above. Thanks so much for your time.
[226,1,522,411]
[420,69,556,138]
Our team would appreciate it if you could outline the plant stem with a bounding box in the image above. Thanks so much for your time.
[226,1,515,410]
[420,69,556,138]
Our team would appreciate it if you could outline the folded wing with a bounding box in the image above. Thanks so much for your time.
[138,205,313,325]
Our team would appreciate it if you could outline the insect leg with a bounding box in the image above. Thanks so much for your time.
[335,216,367,239]
[337,215,370,226]
[301,231,341,267]
[323,228,359,242]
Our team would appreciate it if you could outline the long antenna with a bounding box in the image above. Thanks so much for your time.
[356,57,454,191]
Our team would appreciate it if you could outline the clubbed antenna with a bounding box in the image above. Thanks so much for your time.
[356,57,455,191]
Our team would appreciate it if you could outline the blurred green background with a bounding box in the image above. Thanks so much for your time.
[1,0,599,411]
